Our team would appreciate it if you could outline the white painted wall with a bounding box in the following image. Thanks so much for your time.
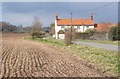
[58,34,65,39]
[55,20,58,39]
[55,20,64,39]
[77,25,94,32]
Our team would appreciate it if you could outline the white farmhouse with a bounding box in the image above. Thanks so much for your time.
[55,13,95,39]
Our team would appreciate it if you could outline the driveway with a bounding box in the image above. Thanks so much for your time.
[72,41,119,51]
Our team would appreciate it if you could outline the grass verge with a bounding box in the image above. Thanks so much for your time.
[26,37,119,76]
[75,39,120,45]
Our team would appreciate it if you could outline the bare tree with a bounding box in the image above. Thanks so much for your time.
[1,21,17,32]
[50,23,55,35]
[31,16,42,33]
[31,17,43,38]
[64,28,75,46]
[64,29,72,46]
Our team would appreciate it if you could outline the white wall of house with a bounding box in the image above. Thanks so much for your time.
[77,25,94,32]
[55,20,58,39]
[55,20,63,39]
[58,34,65,39]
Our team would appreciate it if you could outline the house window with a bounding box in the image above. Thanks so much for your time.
[86,26,89,28]
[77,26,80,29]
[61,26,64,29]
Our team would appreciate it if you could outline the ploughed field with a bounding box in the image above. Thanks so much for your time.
[1,33,111,78]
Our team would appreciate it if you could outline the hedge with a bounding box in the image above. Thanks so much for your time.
[75,33,90,40]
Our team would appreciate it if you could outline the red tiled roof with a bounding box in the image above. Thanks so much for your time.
[57,19,94,26]
[94,23,116,31]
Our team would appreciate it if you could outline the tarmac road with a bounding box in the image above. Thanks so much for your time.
[72,41,119,51]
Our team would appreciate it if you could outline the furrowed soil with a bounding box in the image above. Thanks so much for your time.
[1,33,112,78]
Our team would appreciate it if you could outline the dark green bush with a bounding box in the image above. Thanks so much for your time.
[116,26,120,40]
[58,30,65,34]
[108,26,120,41]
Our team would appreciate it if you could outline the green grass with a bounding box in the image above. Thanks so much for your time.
[25,37,64,46]
[26,37,119,76]
[75,39,120,45]
[64,44,119,76]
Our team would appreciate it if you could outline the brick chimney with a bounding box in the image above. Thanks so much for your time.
[90,13,93,20]
[56,12,58,20]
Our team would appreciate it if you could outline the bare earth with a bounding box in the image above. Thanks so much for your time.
[1,33,111,78]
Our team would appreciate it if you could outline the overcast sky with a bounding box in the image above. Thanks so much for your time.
[1,2,118,27]
[1,0,120,2]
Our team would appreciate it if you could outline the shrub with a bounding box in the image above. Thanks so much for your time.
[85,29,97,36]
[76,32,89,40]
[72,30,77,40]
[58,30,65,34]
[50,23,55,35]
[31,32,44,39]
[116,26,120,40]
[108,26,120,41]
[90,34,107,40]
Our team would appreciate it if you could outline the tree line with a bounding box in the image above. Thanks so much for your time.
[0,18,50,33]
[0,21,32,33]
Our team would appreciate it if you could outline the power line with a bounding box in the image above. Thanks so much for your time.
[91,10,118,23]
[60,1,118,23]
[79,0,118,13]
[76,1,118,23]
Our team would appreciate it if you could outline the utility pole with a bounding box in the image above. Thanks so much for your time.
[70,13,72,41]
[82,22,84,32]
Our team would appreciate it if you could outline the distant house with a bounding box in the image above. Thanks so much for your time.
[94,23,116,32]
[55,13,95,39]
